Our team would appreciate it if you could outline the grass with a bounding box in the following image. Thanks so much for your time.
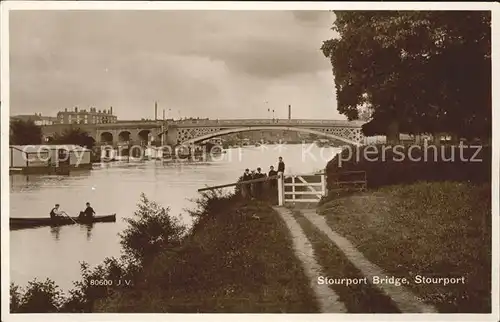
[96,198,319,313]
[317,181,491,313]
[290,208,400,313]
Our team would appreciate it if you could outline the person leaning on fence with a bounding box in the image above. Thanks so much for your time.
[241,168,251,198]
[254,167,266,199]
[268,165,278,188]
[250,170,257,198]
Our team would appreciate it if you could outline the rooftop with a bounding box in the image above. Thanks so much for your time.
[10,145,90,153]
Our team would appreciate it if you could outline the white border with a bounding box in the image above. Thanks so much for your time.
[1,2,499,322]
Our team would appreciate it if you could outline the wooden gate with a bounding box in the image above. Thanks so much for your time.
[277,173,327,206]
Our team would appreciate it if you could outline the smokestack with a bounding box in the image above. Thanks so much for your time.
[110,106,113,115]
[163,109,165,121]
[155,101,158,121]
[288,104,291,120]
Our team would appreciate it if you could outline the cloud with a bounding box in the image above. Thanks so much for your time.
[8,10,343,120]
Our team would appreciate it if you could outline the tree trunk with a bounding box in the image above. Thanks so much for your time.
[386,119,400,145]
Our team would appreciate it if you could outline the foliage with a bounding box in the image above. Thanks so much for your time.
[187,189,236,232]
[119,193,187,265]
[10,119,43,145]
[322,11,491,141]
[326,144,491,189]
[50,127,96,149]
[60,258,137,312]
[97,199,319,313]
[10,279,64,313]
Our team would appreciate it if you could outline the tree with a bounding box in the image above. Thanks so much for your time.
[10,119,43,145]
[322,11,491,143]
[51,127,96,149]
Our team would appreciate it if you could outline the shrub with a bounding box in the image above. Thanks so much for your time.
[61,258,135,312]
[11,279,64,313]
[120,193,188,265]
[326,144,490,190]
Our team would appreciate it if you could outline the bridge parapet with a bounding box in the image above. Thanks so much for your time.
[173,119,365,127]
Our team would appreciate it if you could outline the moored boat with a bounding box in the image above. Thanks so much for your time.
[10,214,116,230]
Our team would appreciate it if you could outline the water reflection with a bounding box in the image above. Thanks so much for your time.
[11,145,341,291]
[80,223,95,241]
[10,170,92,193]
[50,226,61,241]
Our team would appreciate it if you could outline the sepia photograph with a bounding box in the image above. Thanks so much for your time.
[1,1,498,320]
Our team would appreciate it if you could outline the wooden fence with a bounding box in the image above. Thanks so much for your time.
[197,170,367,206]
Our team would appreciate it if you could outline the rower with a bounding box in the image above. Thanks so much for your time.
[50,204,66,219]
[80,202,95,219]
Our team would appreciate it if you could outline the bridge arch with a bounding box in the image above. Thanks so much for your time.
[137,129,151,144]
[180,126,362,146]
[100,131,113,143]
[118,131,131,143]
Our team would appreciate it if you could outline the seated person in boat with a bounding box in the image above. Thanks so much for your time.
[79,202,95,219]
[50,204,67,219]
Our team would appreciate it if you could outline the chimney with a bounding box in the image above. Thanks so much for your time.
[65,108,67,112]
[75,106,78,112]
[163,109,165,121]
[288,104,291,120]
[155,101,158,121]
[110,106,113,115]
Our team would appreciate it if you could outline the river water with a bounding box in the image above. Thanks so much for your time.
[10,144,341,291]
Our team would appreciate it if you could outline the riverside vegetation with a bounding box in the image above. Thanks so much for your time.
[311,144,492,313]
[10,190,318,313]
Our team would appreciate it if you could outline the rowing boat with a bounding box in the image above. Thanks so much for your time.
[9,214,116,230]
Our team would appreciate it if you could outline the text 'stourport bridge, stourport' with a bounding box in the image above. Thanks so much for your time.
[41,119,366,147]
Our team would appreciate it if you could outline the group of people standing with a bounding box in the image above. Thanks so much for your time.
[240,156,285,200]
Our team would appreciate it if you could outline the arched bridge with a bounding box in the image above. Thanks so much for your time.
[41,119,366,146]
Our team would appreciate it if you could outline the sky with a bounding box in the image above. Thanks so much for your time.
[8,10,343,120]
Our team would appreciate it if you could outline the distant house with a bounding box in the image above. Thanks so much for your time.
[9,145,92,174]
[11,113,58,126]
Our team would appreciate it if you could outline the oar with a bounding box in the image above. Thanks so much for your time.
[61,211,78,224]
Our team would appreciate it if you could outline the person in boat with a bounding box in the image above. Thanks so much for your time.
[79,202,96,219]
[50,204,67,219]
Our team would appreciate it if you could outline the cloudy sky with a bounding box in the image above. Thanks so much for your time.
[9,10,343,120]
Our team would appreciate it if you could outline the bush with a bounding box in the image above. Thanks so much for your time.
[120,193,188,265]
[326,144,490,189]
[11,279,64,313]
[61,258,135,312]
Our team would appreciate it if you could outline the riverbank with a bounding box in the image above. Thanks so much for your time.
[313,181,491,313]
[11,193,319,313]
[98,197,319,312]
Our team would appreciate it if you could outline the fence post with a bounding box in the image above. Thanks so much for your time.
[291,176,296,201]
[321,174,327,197]
[278,172,284,206]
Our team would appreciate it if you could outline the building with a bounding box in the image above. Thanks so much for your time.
[57,106,117,125]
[11,113,58,126]
[10,145,92,174]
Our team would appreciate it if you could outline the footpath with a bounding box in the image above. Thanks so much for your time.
[273,205,438,313]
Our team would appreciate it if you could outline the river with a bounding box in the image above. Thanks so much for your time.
[10,144,341,291]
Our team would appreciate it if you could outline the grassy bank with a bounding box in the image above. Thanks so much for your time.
[290,209,400,313]
[11,193,318,313]
[317,181,491,313]
[96,198,318,312]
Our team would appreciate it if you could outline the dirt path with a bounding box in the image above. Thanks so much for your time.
[299,208,437,313]
[273,206,347,313]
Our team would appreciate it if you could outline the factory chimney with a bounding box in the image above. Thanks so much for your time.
[288,104,291,120]
[155,101,158,121]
